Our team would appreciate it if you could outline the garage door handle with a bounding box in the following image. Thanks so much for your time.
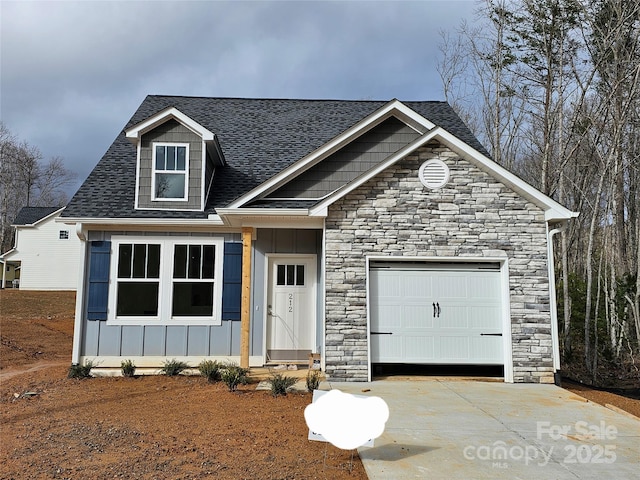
[433,302,440,318]
[371,332,393,335]
[480,333,503,336]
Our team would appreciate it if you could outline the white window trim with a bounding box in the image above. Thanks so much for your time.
[151,142,190,202]
[107,236,224,326]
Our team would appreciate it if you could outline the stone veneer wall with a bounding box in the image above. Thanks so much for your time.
[324,143,554,383]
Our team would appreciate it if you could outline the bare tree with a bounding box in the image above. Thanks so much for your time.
[0,122,76,253]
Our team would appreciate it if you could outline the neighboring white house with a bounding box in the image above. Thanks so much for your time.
[1,206,81,290]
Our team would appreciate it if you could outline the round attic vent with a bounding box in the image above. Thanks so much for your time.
[418,159,450,189]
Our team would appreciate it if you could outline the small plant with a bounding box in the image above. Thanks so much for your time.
[198,359,222,383]
[121,359,136,377]
[67,360,95,379]
[220,362,249,392]
[306,369,321,392]
[160,359,189,376]
[269,372,298,397]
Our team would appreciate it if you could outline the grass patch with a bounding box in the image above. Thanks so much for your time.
[160,359,190,376]
[220,362,249,391]
[67,360,95,379]
[306,369,321,392]
[121,359,136,377]
[198,359,222,383]
[269,372,298,397]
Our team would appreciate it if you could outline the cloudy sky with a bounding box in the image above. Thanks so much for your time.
[1,0,481,197]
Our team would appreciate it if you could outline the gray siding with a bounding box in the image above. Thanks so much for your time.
[253,229,323,355]
[137,119,204,210]
[267,117,419,199]
[81,231,249,360]
[324,144,553,383]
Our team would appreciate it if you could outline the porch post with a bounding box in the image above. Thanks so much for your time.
[240,227,253,368]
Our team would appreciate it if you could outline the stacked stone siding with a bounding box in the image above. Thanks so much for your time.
[324,143,553,383]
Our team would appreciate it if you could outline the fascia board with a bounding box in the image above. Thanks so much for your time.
[216,208,309,217]
[125,107,215,143]
[216,208,322,229]
[0,248,16,260]
[57,216,226,227]
[434,129,579,221]
[226,100,436,209]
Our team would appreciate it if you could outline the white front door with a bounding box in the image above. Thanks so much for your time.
[266,255,316,363]
[370,263,504,365]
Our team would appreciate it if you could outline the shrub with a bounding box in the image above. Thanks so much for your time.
[121,359,136,377]
[220,362,249,391]
[68,360,95,379]
[160,359,189,376]
[198,359,222,383]
[269,372,298,397]
[306,369,321,392]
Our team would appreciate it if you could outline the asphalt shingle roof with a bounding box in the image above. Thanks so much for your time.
[13,206,62,225]
[63,96,489,219]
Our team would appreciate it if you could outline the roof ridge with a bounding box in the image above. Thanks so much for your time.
[145,94,447,104]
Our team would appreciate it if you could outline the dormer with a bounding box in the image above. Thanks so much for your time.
[125,107,225,211]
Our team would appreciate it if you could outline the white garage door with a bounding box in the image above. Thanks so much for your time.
[370,262,504,365]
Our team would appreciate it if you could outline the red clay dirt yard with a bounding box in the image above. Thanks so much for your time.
[1,290,367,480]
[2,290,639,480]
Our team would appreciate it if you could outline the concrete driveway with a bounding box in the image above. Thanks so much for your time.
[328,379,640,479]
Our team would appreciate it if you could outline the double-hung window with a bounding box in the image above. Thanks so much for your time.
[153,143,188,200]
[108,236,224,325]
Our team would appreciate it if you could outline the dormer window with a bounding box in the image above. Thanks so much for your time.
[153,143,188,200]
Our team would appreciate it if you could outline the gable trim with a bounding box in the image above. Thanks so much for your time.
[307,127,578,223]
[125,107,215,142]
[12,207,65,228]
[226,100,435,208]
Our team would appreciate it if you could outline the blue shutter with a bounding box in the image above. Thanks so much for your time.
[222,242,242,321]
[87,241,111,321]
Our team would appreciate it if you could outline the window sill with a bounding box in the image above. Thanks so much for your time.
[107,318,222,326]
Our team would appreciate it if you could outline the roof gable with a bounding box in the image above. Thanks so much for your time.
[305,127,576,223]
[125,106,215,142]
[226,99,436,207]
[13,207,63,226]
[63,96,572,223]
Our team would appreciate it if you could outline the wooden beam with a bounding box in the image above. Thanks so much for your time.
[240,227,253,368]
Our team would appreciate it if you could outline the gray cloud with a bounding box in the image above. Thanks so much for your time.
[1,0,479,197]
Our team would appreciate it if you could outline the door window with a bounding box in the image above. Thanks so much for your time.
[276,264,305,286]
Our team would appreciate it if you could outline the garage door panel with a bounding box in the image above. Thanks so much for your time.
[470,337,503,364]
[376,305,403,329]
[370,264,504,366]
[439,336,470,360]
[434,274,468,298]
[405,336,435,361]
[404,272,433,297]
[470,306,502,330]
[468,275,501,299]
[440,305,468,328]
[371,335,403,362]
[404,305,433,328]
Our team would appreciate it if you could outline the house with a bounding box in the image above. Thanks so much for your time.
[1,206,81,290]
[60,96,578,383]
[0,259,19,288]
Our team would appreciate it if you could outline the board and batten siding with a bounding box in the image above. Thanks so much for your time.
[253,228,323,356]
[81,233,248,361]
[267,117,419,199]
[137,119,204,210]
[7,214,81,290]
